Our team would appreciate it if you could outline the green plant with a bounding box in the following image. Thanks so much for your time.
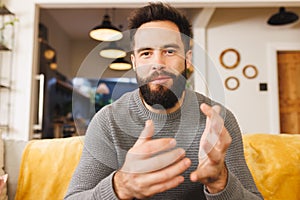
[0,17,18,41]
[0,18,18,31]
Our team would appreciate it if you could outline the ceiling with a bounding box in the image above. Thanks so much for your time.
[40,0,300,41]
[42,8,134,40]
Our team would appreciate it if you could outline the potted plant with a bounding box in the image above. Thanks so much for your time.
[0,4,17,51]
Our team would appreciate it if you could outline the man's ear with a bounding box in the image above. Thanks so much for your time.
[131,54,136,71]
[185,50,192,64]
[185,50,193,69]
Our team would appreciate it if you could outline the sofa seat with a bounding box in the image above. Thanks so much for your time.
[243,133,300,200]
[5,133,300,200]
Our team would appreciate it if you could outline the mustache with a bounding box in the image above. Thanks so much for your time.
[135,63,187,86]
[147,70,177,82]
[136,70,176,87]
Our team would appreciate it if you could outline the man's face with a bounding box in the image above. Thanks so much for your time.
[131,21,191,110]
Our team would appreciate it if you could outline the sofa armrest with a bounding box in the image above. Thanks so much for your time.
[3,139,27,200]
[14,136,84,200]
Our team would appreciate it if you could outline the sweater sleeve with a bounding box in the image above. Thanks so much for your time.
[204,109,263,200]
[64,107,120,200]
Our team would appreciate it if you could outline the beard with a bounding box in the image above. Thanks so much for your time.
[137,67,187,110]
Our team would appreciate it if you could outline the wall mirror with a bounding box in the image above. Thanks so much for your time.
[243,65,258,79]
[219,48,240,69]
[225,76,240,90]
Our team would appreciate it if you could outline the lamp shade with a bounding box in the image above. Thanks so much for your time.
[89,14,123,41]
[99,42,126,58]
[267,7,299,25]
[44,44,56,60]
[109,58,132,71]
[49,56,57,70]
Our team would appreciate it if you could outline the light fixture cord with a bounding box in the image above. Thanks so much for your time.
[112,8,116,26]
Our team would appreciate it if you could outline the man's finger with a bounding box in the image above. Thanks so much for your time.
[200,103,221,117]
[123,148,186,173]
[199,137,214,160]
[144,157,191,185]
[135,120,155,146]
[212,105,221,114]
[130,138,176,155]
[213,128,232,153]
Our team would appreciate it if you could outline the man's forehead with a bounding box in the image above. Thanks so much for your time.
[133,27,184,50]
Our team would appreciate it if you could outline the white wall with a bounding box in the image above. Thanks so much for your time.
[2,0,36,140]
[206,7,300,134]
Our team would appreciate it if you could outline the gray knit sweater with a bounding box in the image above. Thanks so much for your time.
[65,89,263,200]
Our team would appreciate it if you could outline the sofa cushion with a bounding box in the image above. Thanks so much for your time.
[14,136,84,200]
[243,133,300,200]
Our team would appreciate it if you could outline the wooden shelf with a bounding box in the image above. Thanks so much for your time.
[0,124,9,129]
[0,43,11,51]
[0,84,10,89]
[0,5,14,15]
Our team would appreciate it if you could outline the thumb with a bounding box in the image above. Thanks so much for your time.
[190,170,200,182]
[134,120,154,146]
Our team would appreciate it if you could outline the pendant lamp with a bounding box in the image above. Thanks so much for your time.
[89,14,123,41]
[99,42,126,59]
[109,58,132,71]
[267,7,299,25]
[49,56,58,70]
[44,44,56,60]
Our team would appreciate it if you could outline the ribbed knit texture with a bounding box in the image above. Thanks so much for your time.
[65,89,263,200]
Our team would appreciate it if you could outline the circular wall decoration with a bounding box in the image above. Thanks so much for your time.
[219,48,240,69]
[243,65,258,79]
[225,76,240,91]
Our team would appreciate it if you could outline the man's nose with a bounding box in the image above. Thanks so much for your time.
[152,51,165,70]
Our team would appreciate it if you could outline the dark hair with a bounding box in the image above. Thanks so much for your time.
[128,2,193,52]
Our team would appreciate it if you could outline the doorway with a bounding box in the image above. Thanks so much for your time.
[33,6,138,139]
[277,51,300,134]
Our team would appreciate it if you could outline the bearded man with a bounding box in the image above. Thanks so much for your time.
[65,2,263,200]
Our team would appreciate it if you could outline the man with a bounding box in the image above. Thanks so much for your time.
[65,2,263,200]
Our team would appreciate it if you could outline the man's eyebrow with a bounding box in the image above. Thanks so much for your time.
[163,44,181,49]
[136,47,153,54]
[135,44,181,53]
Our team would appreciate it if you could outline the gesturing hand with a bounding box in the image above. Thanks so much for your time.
[190,103,232,194]
[114,120,191,199]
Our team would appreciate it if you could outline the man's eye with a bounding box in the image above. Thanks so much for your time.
[140,51,151,57]
[165,49,176,55]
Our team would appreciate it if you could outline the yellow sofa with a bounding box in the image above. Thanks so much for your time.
[11,133,300,200]
[243,133,300,200]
